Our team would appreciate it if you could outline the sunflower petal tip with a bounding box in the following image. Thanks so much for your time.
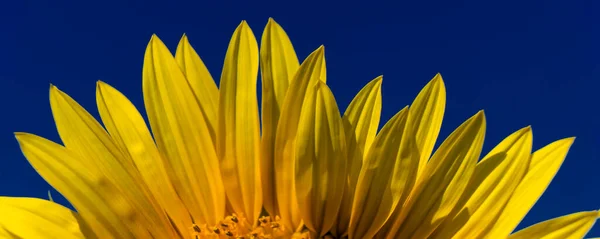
[475,110,485,117]
[49,84,60,94]
[439,75,446,85]
[13,132,30,142]
[180,33,189,41]
[236,20,254,35]
[177,34,190,50]
[96,80,107,89]
[149,34,165,46]
[556,137,576,146]
[522,125,533,136]
[470,110,486,126]
[429,73,445,88]
[313,45,325,56]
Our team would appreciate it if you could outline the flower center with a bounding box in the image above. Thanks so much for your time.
[190,214,312,238]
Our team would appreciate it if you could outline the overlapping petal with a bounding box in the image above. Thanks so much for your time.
[333,76,382,236]
[433,126,533,238]
[217,20,263,223]
[393,111,486,238]
[348,107,409,239]
[143,35,225,225]
[275,46,326,231]
[378,74,446,237]
[16,133,163,238]
[486,137,575,237]
[0,197,93,239]
[260,18,300,217]
[175,34,219,142]
[47,86,174,238]
[509,211,599,239]
[96,81,191,234]
[295,82,347,236]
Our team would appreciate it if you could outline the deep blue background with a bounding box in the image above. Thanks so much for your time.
[1,0,598,236]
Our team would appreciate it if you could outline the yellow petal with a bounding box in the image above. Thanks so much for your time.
[48,86,173,237]
[96,81,191,234]
[348,107,409,239]
[485,137,575,238]
[217,21,262,222]
[143,34,225,224]
[295,82,347,236]
[259,17,300,216]
[412,73,446,178]
[275,46,326,230]
[377,74,446,237]
[333,76,383,236]
[433,126,533,238]
[175,34,219,142]
[15,133,159,238]
[343,76,383,160]
[508,211,599,239]
[0,197,93,239]
[393,111,486,238]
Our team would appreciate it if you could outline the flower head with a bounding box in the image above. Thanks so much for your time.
[2,19,597,239]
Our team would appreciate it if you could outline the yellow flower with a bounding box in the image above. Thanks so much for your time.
[2,18,597,239]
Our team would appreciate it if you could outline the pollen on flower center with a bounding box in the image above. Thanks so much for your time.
[190,214,293,239]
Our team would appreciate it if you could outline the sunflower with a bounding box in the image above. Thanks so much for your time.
[1,18,597,239]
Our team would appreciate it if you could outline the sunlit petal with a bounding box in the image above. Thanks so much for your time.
[143,34,225,225]
[49,86,173,238]
[260,17,300,217]
[348,107,409,239]
[294,82,347,236]
[393,111,485,238]
[96,81,191,234]
[275,46,326,231]
[0,197,94,239]
[486,137,575,238]
[378,74,446,237]
[217,20,262,222]
[509,211,599,239]
[175,34,219,142]
[16,133,158,238]
[412,73,446,178]
[334,76,382,236]
[433,126,533,238]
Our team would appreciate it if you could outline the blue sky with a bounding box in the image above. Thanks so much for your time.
[0,0,598,236]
